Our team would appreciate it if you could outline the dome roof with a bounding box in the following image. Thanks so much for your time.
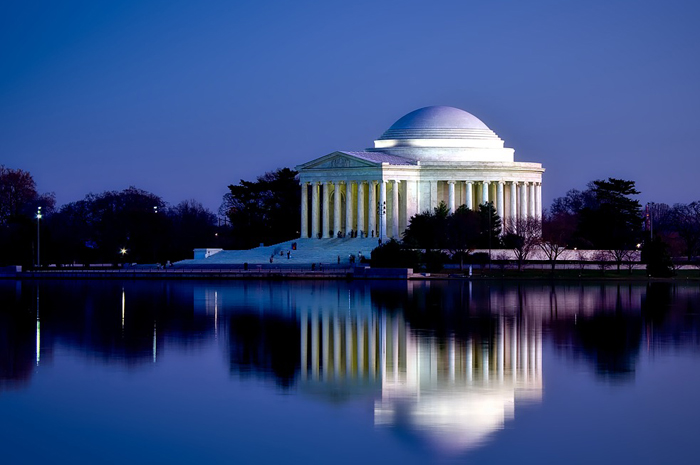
[372,106,509,162]
[375,106,501,146]
[385,106,490,132]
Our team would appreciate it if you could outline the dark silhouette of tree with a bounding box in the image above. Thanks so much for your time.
[642,235,675,277]
[167,200,218,262]
[577,179,643,254]
[220,168,300,248]
[403,202,450,251]
[49,187,167,264]
[0,166,55,266]
[370,239,421,269]
[668,202,700,261]
[540,210,573,272]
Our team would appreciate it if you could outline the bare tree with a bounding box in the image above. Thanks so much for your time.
[669,202,700,261]
[540,211,572,272]
[610,248,637,272]
[594,250,613,275]
[503,217,541,271]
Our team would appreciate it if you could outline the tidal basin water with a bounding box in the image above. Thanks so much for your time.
[1,280,700,464]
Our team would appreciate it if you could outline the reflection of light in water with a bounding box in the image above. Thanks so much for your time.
[298,309,542,454]
[121,288,125,332]
[214,291,218,339]
[153,322,157,363]
[36,286,40,366]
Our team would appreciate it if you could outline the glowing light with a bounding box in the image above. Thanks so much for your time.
[121,289,125,331]
[120,248,127,255]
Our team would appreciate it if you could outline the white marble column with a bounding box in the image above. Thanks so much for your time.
[368,181,377,237]
[465,181,473,210]
[535,182,542,220]
[392,180,400,238]
[322,181,331,238]
[519,182,528,221]
[482,181,490,205]
[496,181,504,222]
[509,181,518,232]
[345,181,354,236]
[311,182,320,239]
[448,181,456,213]
[300,182,308,238]
[528,182,535,218]
[357,181,365,237]
[379,181,387,239]
[333,182,342,236]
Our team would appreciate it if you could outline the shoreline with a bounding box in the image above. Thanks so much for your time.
[2,267,698,282]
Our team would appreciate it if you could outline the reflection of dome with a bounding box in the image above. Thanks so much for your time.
[372,105,510,160]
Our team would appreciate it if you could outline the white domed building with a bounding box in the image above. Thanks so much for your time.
[296,106,544,239]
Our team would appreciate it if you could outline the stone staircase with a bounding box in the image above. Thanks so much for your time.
[175,237,383,267]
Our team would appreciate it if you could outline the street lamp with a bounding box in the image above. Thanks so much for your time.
[36,207,42,268]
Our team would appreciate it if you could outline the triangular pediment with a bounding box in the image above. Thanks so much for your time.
[297,151,380,170]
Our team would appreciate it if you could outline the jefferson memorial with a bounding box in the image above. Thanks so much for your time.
[296,106,544,240]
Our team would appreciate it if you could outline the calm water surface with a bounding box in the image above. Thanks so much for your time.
[1,279,700,464]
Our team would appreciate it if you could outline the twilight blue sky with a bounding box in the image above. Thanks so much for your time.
[2,0,699,213]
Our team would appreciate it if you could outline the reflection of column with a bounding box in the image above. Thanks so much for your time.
[345,181,354,235]
[368,181,377,237]
[392,180,400,238]
[465,181,473,210]
[334,314,341,379]
[448,181,455,213]
[301,312,308,380]
[333,182,342,235]
[512,318,518,382]
[346,316,353,377]
[448,337,455,383]
[498,316,504,382]
[322,181,331,238]
[357,181,365,237]
[300,183,308,238]
[466,339,473,383]
[380,313,386,382]
[355,316,365,379]
[392,316,399,381]
[311,312,319,379]
[370,316,377,380]
[322,312,330,379]
[311,182,320,239]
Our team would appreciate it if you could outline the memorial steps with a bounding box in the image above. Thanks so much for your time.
[175,237,381,267]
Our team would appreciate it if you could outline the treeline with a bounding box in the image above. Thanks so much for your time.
[0,166,223,267]
[374,178,700,276]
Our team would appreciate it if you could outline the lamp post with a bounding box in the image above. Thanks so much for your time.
[36,207,42,269]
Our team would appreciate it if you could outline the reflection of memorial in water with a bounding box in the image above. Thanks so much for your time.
[298,305,542,452]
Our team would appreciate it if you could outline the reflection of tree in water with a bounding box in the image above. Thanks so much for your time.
[227,313,299,388]
[0,280,215,390]
[567,314,641,380]
[0,284,37,388]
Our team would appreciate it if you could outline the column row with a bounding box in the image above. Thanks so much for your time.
[300,180,402,239]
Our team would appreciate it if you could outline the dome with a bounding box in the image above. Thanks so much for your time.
[385,106,490,132]
[372,106,510,161]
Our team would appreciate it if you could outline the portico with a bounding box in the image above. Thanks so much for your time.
[297,106,544,239]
